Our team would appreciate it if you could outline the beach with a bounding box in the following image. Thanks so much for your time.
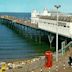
[0,56,44,72]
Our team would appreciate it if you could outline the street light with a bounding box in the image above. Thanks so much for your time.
[54,5,61,62]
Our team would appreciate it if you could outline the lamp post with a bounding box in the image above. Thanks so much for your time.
[54,5,61,62]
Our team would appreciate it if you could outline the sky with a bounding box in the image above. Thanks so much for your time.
[0,0,72,13]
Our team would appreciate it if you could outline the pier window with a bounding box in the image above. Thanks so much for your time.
[67,26,70,28]
[58,22,66,27]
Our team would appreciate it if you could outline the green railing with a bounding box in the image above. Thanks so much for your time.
[64,41,72,52]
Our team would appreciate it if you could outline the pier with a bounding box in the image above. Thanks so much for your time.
[0,15,38,28]
[0,15,71,49]
[0,15,72,72]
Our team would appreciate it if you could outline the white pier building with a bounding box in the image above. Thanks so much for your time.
[31,8,72,38]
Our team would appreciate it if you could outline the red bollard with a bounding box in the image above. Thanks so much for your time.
[44,51,53,68]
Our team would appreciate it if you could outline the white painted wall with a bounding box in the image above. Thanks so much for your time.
[31,17,39,24]
[31,9,39,24]
[38,19,71,38]
[69,23,72,37]
[31,9,72,38]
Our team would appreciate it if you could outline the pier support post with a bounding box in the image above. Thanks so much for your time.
[38,30,41,44]
[10,21,12,28]
[11,21,14,29]
[30,27,33,39]
[19,24,21,33]
[23,25,25,31]
[48,34,54,49]
[35,29,38,42]
[21,25,25,36]
[25,26,28,38]
[7,20,9,27]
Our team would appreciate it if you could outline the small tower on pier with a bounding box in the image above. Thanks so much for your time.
[31,9,39,24]
[42,8,51,16]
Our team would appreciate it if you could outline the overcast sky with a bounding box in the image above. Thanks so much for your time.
[0,0,72,13]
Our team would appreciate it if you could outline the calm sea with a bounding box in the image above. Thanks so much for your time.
[0,13,49,60]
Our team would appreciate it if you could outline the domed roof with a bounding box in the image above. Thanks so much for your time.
[43,8,48,13]
[42,8,49,16]
[31,9,38,17]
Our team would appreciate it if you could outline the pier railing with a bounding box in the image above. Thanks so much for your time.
[0,15,38,29]
[64,41,72,49]
[39,15,72,22]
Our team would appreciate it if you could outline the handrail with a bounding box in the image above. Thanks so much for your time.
[64,41,72,48]
[58,41,72,56]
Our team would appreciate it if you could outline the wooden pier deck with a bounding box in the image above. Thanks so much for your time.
[0,15,38,29]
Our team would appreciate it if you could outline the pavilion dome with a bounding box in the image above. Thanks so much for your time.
[31,9,38,17]
[42,8,51,16]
